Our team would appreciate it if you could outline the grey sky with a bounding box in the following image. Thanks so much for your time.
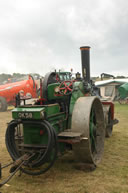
[0,0,128,76]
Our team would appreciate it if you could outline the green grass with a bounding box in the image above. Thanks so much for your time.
[0,103,128,193]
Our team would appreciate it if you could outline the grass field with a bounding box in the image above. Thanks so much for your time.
[0,103,128,193]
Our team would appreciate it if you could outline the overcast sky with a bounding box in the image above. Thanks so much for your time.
[0,0,128,77]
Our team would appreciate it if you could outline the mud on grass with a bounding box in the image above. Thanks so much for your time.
[0,104,128,193]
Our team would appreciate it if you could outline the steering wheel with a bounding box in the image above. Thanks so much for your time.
[58,80,73,95]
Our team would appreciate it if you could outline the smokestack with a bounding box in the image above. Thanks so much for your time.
[80,46,91,82]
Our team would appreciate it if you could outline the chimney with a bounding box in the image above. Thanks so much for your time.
[80,46,91,82]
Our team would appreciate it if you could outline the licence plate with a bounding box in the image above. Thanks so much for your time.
[18,112,33,119]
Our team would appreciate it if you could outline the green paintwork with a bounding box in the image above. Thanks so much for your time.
[12,107,45,120]
[68,81,85,128]
[69,81,85,115]
[118,83,128,99]
[47,83,66,100]
[12,104,60,120]
[11,78,88,154]
[23,112,67,149]
[23,124,47,144]
[12,101,67,149]
[45,104,60,116]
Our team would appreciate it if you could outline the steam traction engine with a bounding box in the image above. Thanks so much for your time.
[0,46,117,186]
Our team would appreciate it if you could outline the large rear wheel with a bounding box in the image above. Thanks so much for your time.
[72,97,105,166]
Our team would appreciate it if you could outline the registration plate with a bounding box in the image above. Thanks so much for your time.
[18,112,33,119]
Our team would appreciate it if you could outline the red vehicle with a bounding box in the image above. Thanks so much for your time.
[0,75,38,111]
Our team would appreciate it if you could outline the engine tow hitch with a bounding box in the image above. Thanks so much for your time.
[0,153,35,188]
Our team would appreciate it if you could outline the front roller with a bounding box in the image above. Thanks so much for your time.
[71,96,105,166]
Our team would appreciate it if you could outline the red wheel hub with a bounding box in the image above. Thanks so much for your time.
[59,81,73,95]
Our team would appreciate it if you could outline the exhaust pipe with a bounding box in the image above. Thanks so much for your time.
[80,46,91,83]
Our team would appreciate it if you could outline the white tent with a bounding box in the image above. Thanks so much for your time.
[95,79,128,101]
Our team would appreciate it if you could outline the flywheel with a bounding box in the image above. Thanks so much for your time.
[71,96,105,166]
